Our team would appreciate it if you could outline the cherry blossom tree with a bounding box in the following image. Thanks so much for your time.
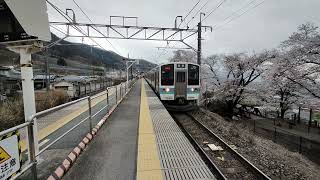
[169,50,197,63]
[262,56,300,119]
[280,22,320,99]
[203,51,275,117]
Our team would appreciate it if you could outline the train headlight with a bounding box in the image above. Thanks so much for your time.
[191,88,199,92]
[165,88,170,92]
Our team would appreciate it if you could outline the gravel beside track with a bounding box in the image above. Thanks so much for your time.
[190,108,320,180]
[172,113,269,180]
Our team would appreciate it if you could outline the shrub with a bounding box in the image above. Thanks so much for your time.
[36,90,69,112]
[0,90,69,131]
[0,97,24,131]
[207,99,230,117]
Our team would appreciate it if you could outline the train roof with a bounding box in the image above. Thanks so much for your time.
[146,62,200,74]
[159,62,199,66]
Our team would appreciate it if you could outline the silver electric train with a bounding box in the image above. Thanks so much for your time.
[145,62,200,111]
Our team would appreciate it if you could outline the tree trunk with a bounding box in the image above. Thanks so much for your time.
[280,107,286,119]
[226,100,234,118]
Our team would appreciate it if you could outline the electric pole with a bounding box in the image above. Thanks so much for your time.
[197,12,206,66]
[45,49,50,92]
[197,22,201,65]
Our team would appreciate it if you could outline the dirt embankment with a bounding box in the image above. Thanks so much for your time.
[191,108,320,180]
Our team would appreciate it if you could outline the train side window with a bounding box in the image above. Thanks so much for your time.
[188,64,199,85]
[161,64,174,85]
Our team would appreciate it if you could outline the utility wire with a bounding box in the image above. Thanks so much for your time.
[188,0,262,47]
[47,0,107,51]
[216,0,258,24]
[178,0,201,28]
[50,24,67,35]
[201,0,227,22]
[213,0,266,31]
[185,0,210,28]
[155,0,203,61]
[72,0,122,55]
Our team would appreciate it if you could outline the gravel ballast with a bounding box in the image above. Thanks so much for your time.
[191,108,320,180]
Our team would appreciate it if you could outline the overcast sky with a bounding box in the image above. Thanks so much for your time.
[48,0,320,64]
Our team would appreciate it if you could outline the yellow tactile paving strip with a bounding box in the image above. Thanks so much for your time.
[136,81,163,180]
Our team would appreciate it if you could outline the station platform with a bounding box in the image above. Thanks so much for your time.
[62,79,215,180]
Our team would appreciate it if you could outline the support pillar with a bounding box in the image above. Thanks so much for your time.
[20,47,39,157]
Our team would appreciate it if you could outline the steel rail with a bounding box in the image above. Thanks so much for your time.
[171,113,227,180]
[185,113,271,180]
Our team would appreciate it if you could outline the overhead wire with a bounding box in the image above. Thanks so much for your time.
[71,0,122,55]
[47,0,108,51]
[154,0,204,62]
[178,0,201,28]
[188,0,265,52]
[164,0,226,61]
[185,0,210,28]
[201,0,227,23]
[215,0,258,24]
[213,0,266,31]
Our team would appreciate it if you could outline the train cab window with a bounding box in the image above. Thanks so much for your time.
[161,64,174,85]
[188,64,199,85]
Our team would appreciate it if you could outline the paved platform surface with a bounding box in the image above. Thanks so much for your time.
[61,79,215,180]
[20,85,121,180]
[62,80,141,180]
[144,81,216,180]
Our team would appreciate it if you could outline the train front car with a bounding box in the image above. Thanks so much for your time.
[160,62,200,111]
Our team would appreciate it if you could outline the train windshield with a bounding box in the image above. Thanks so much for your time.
[188,64,199,85]
[161,64,174,85]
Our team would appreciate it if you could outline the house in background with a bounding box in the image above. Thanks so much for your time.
[53,75,87,98]
[0,66,21,98]
[34,74,57,90]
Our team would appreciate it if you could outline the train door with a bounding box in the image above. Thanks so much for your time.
[175,71,187,98]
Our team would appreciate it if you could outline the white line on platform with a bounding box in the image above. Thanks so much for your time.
[39,139,50,147]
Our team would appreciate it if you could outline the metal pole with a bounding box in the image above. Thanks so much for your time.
[88,97,92,132]
[299,136,302,154]
[116,85,118,103]
[274,127,277,142]
[197,22,201,65]
[45,49,50,92]
[120,83,122,98]
[298,106,301,124]
[27,122,37,180]
[20,48,39,157]
[126,56,129,93]
[107,88,109,105]
[205,84,208,109]
[308,108,312,134]
[106,88,109,113]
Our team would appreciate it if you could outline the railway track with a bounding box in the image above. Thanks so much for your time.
[171,112,271,180]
